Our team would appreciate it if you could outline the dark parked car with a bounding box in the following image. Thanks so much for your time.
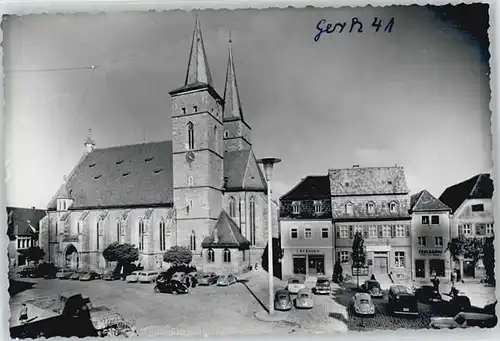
[274,289,292,311]
[18,267,36,278]
[154,280,189,294]
[38,263,58,279]
[448,295,472,316]
[415,285,442,303]
[103,271,121,281]
[361,280,383,298]
[196,272,218,286]
[79,270,102,281]
[313,277,331,295]
[388,285,418,316]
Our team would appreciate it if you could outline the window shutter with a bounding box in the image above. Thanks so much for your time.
[363,226,368,238]
[336,228,340,238]
[349,226,353,238]
[458,224,463,236]
[337,252,340,261]
[406,225,410,237]
[391,225,396,238]
[378,225,383,238]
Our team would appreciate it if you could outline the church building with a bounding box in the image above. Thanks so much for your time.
[39,17,279,273]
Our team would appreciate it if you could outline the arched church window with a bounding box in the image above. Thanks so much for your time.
[223,248,231,263]
[159,220,166,251]
[190,230,196,251]
[116,220,121,244]
[187,122,194,150]
[229,197,237,218]
[207,248,215,263]
[138,219,145,251]
[224,130,229,138]
[249,196,256,245]
[96,220,102,250]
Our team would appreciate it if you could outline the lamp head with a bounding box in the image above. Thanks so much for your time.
[257,158,281,181]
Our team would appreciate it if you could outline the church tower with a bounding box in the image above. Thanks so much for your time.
[169,17,224,258]
[223,34,252,153]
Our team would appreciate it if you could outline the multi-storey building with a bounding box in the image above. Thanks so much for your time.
[409,190,452,284]
[279,176,333,279]
[7,206,46,267]
[439,173,494,279]
[39,18,279,273]
[330,166,412,282]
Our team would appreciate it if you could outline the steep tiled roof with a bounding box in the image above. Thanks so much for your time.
[201,210,250,249]
[6,207,46,237]
[280,176,330,200]
[410,190,451,213]
[223,149,267,191]
[439,173,494,213]
[47,141,174,210]
[329,166,409,196]
[47,142,264,210]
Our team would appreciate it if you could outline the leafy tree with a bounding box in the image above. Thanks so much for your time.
[163,245,192,265]
[447,235,469,263]
[102,243,139,277]
[447,236,484,280]
[482,236,495,285]
[351,232,366,288]
[21,246,45,264]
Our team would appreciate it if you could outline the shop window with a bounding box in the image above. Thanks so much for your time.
[415,260,426,278]
[429,259,445,277]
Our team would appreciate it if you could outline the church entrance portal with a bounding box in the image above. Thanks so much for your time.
[65,244,79,270]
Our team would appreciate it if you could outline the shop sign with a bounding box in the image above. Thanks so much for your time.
[418,249,443,256]
[296,249,321,253]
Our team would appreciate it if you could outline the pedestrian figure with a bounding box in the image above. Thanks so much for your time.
[19,304,28,323]
[370,274,376,281]
[185,275,191,288]
[191,275,197,288]
[431,274,440,291]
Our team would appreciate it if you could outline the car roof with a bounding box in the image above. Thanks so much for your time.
[456,312,496,319]
[317,276,329,281]
[390,285,412,293]
[355,292,371,299]
[298,288,311,294]
[276,289,290,295]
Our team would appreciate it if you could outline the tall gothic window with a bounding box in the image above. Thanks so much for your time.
[138,220,145,251]
[207,248,215,263]
[159,220,166,251]
[96,220,101,250]
[116,220,121,244]
[190,230,196,251]
[77,220,82,235]
[223,248,231,263]
[249,196,256,245]
[187,122,194,150]
[214,126,217,151]
[229,197,236,218]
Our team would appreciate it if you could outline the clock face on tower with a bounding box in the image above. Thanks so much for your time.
[185,151,195,164]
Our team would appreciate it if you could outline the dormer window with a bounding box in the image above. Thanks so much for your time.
[314,201,322,214]
[145,156,154,162]
[181,107,186,114]
[367,202,375,214]
[345,182,350,187]
[193,105,198,112]
[187,176,194,186]
[292,202,300,214]
[345,202,354,215]
[224,130,229,138]
[116,160,124,165]
[387,181,393,185]
[89,163,96,168]
[389,201,397,213]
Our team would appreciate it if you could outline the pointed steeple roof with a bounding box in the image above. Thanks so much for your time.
[223,32,244,121]
[185,16,213,87]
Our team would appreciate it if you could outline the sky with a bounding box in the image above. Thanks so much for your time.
[3,5,492,209]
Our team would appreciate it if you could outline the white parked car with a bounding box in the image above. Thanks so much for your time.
[126,271,141,283]
[430,312,497,329]
[287,275,306,294]
[138,270,160,283]
[353,292,375,316]
[295,288,314,309]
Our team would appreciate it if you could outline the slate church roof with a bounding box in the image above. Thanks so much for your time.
[7,206,46,239]
[201,210,250,250]
[280,175,330,200]
[439,173,494,213]
[329,166,409,196]
[410,190,451,213]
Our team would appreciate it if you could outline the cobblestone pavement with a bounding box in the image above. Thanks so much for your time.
[9,276,297,337]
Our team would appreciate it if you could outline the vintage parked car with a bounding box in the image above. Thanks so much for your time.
[197,272,218,286]
[171,272,187,284]
[313,277,331,295]
[69,272,81,280]
[361,280,383,298]
[353,292,375,316]
[217,273,237,286]
[103,271,121,281]
[126,271,141,283]
[154,280,189,295]
[38,263,58,279]
[287,275,306,294]
[430,312,497,329]
[388,285,419,316]
[79,270,102,281]
[295,289,314,309]
[18,267,37,278]
[414,285,442,303]
[138,270,160,283]
[56,269,74,279]
[274,289,292,311]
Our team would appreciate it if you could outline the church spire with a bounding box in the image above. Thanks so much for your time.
[223,31,244,121]
[185,15,213,86]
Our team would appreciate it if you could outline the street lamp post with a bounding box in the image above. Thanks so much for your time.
[257,157,281,316]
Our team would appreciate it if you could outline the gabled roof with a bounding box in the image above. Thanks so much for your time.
[280,176,330,200]
[6,206,46,237]
[223,40,244,122]
[223,149,267,191]
[47,141,174,210]
[410,190,451,213]
[439,173,494,213]
[47,142,265,210]
[329,166,409,196]
[201,210,250,250]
